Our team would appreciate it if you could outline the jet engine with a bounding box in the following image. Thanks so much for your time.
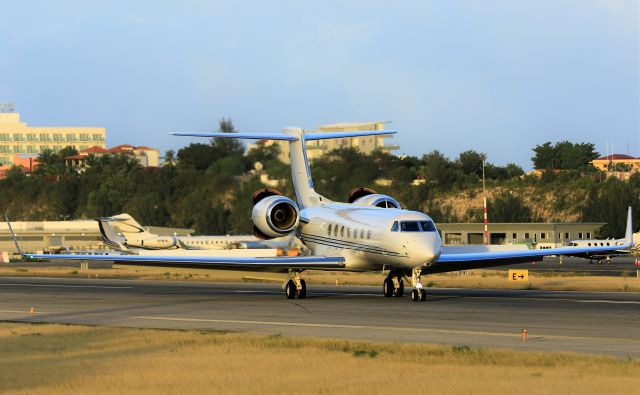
[348,187,401,209]
[251,189,300,239]
[136,235,179,249]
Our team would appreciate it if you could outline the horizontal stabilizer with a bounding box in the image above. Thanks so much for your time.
[304,130,396,141]
[170,132,298,141]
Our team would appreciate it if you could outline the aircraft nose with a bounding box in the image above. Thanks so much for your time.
[406,236,441,265]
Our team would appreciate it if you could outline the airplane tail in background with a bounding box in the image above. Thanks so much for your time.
[96,213,154,251]
[171,128,396,209]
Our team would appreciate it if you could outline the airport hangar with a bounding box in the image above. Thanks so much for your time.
[0,219,605,256]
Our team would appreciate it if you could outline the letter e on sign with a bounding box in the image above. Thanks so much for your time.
[508,269,529,282]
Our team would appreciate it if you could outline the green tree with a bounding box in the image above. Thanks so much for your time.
[489,191,533,222]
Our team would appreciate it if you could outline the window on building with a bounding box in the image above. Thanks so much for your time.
[80,133,90,141]
[578,232,583,239]
[13,145,23,153]
[0,133,9,141]
[92,134,103,141]
[66,133,76,141]
[53,134,62,141]
[540,233,546,239]
[27,134,36,141]
[512,233,517,240]
[26,145,36,153]
[524,232,530,239]
[39,133,50,141]
[586,233,591,239]
[564,232,569,240]
[13,133,23,141]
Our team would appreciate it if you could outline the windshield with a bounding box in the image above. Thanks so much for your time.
[391,220,437,232]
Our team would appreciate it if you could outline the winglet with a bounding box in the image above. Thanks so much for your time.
[5,215,25,257]
[625,206,633,247]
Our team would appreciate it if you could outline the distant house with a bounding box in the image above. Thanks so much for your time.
[590,154,640,180]
[65,144,160,171]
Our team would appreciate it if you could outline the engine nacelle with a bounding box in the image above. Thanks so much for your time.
[130,235,178,249]
[252,192,300,239]
[348,187,400,209]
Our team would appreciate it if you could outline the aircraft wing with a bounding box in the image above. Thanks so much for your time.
[19,252,346,272]
[426,207,634,274]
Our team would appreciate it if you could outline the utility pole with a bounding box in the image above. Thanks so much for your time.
[482,160,488,245]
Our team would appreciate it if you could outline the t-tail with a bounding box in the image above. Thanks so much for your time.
[171,128,396,209]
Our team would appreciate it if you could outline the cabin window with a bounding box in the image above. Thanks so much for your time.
[367,230,371,239]
[334,225,338,237]
[327,224,332,236]
[391,221,399,232]
[347,228,351,238]
[588,243,591,246]
[340,226,344,238]
[360,229,364,239]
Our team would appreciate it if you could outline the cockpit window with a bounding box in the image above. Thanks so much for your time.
[393,220,437,232]
[400,221,421,232]
[419,220,436,232]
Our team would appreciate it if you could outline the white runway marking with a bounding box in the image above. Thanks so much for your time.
[0,283,133,289]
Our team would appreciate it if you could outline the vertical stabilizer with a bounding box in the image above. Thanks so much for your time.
[283,127,324,208]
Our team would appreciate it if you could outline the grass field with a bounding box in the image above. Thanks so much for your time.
[0,323,638,395]
[1,265,639,292]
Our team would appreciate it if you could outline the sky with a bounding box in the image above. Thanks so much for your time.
[0,0,637,169]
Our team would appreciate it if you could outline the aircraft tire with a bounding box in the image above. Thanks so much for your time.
[285,280,296,299]
[383,278,394,297]
[297,279,307,299]
[419,289,427,302]
[411,289,420,302]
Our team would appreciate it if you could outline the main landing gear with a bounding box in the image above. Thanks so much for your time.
[383,271,404,297]
[284,270,306,299]
[410,266,427,302]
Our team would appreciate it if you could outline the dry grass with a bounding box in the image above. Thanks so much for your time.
[1,265,639,292]
[0,323,637,395]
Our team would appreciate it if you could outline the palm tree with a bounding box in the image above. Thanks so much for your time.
[163,149,176,167]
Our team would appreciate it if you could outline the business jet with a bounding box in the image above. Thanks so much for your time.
[564,233,640,264]
[98,213,287,252]
[8,127,634,302]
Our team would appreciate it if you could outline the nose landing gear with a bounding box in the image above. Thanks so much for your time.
[410,266,427,302]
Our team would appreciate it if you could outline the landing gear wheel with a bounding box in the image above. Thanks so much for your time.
[419,288,427,302]
[297,279,307,299]
[394,280,404,297]
[411,289,420,302]
[383,278,394,297]
[285,280,296,299]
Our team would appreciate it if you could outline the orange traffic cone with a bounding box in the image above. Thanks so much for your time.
[29,307,36,315]
[521,328,528,342]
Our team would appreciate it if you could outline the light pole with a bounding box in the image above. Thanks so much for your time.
[482,160,488,245]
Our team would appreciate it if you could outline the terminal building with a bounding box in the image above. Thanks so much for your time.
[0,107,106,166]
[250,121,400,164]
[438,222,606,248]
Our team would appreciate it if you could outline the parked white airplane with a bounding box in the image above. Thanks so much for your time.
[564,233,640,264]
[98,213,282,252]
[8,127,634,302]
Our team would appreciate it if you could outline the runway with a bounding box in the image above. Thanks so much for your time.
[0,276,638,357]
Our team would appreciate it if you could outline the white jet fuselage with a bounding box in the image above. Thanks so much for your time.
[299,203,442,271]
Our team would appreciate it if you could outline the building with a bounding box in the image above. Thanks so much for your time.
[591,154,640,172]
[438,222,605,248]
[0,110,106,166]
[65,144,160,170]
[0,220,193,255]
[249,121,399,164]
